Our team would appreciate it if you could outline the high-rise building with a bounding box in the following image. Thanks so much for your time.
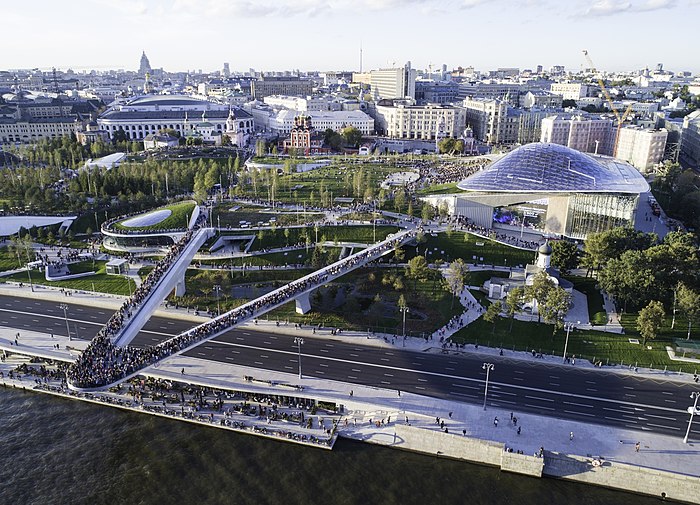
[460,97,509,145]
[373,100,465,141]
[251,75,313,100]
[370,63,416,100]
[139,51,152,76]
[681,110,700,167]
[550,83,589,101]
[540,114,614,154]
[223,63,230,77]
[616,126,668,171]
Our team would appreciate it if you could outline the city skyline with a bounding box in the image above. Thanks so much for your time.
[5,0,700,74]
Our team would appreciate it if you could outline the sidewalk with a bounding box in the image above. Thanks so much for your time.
[2,328,699,482]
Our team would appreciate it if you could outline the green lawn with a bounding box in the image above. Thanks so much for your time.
[266,267,464,336]
[223,224,399,251]
[239,163,399,205]
[451,301,700,373]
[113,201,196,231]
[422,231,537,267]
[416,183,460,195]
[1,260,136,295]
[566,276,607,325]
[212,203,324,228]
[0,246,24,271]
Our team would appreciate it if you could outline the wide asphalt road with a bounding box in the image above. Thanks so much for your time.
[1,295,698,439]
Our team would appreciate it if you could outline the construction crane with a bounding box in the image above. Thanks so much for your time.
[582,49,634,157]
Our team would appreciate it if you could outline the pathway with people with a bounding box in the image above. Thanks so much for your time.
[66,228,419,391]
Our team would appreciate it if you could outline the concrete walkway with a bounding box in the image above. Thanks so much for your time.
[2,328,699,482]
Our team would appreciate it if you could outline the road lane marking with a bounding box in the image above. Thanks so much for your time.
[646,423,679,431]
[525,395,554,402]
[208,340,688,415]
[564,410,595,417]
[525,404,554,410]
[563,401,594,408]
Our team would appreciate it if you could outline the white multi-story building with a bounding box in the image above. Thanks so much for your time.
[460,97,509,145]
[681,110,700,168]
[540,114,614,155]
[263,95,331,112]
[606,100,659,115]
[370,63,417,100]
[550,83,590,101]
[0,117,76,144]
[374,100,465,141]
[615,127,668,171]
[268,109,374,135]
[521,90,563,110]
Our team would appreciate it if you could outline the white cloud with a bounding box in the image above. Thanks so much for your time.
[582,0,680,16]
[88,0,148,16]
[637,0,676,11]
[584,0,631,16]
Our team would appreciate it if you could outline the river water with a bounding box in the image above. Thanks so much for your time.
[0,387,666,505]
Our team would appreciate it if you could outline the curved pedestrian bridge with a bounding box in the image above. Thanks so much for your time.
[67,228,417,391]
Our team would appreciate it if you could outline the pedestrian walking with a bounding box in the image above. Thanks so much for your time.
[448,411,453,419]
[349,390,353,397]
[635,442,640,452]
[494,417,498,427]
[569,431,574,441]
[517,426,521,435]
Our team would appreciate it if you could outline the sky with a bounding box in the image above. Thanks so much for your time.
[4,0,699,75]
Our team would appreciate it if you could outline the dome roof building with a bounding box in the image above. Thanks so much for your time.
[446,142,650,240]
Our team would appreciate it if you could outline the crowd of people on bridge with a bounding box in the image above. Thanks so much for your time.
[67,227,417,389]
[67,213,207,388]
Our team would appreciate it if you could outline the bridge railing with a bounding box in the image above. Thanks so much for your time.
[67,227,417,391]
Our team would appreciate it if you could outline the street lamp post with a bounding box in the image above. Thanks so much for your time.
[59,303,71,341]
[294,337,304,379]
[213,284,221,316]
[683,392,700,444]
[563,321,575,362]
[482,362,494,410]
[400,305,409,337]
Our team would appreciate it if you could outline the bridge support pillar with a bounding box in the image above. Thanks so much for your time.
[174,271,186,297]
[295,292,311,314]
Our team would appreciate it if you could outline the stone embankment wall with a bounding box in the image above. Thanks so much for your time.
[544,452,700,505]
[360,425,700,503]
[391,424,544,477]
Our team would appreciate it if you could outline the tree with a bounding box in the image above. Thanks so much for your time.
[525,271,555,323]
[483,301,502,334]
[550,241,580,275]
[539,286,572,335]
[562,99,578,108]
[405,255,431,293]
[582,228,656,275]
[421,203,435,223]
[598,250,655,311]
[636,300,665,345]
[504,286,525,333]
[323,129,343,151]
[341,126,363,147]
[444,258,470,308]
[677,283,700,339]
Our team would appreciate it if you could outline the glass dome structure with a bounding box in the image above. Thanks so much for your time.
[457,143,648,194]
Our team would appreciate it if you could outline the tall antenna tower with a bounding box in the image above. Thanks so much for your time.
[359,42,363,73]
[52,67,59,93]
